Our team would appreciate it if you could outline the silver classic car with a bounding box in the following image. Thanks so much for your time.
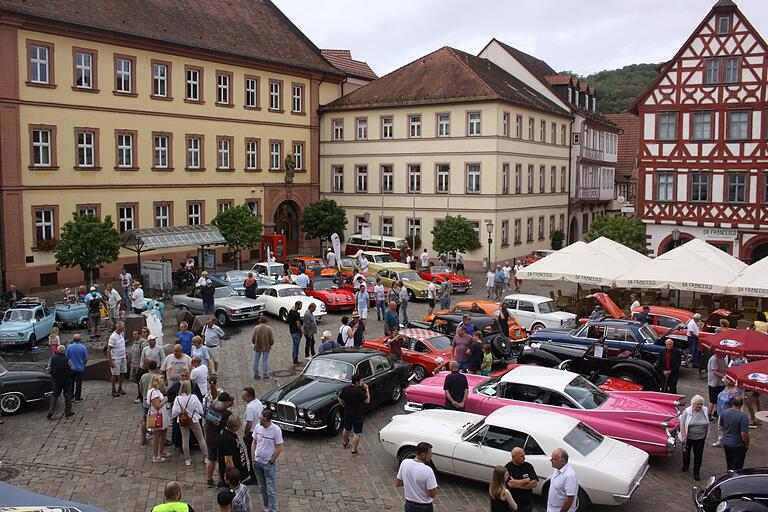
[171,284,265,326]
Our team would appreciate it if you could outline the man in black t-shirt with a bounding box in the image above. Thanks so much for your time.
[505,447,539,512]
[467,333,484,374]
[443,361,468,410]
[218,414,248,483]
[338,372,370,456]
[287,301,303,365]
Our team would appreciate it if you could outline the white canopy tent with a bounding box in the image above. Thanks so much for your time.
[514,241,631,287]
[725,256,768,297]
[587,236,651,268]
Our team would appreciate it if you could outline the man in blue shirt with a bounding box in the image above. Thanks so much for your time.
[65,333,88,402]
[493,265,505,300]
[176,322,194,356]
[294,270,310,290]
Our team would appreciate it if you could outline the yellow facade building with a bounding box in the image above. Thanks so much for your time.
[319,47,571,267]
[0,0,345,289]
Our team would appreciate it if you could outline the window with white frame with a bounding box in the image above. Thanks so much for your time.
[152,63,168,97]
[332,165,344,192]
[217,73,230,104]
[550,165,557,192]
[727,173,746,203]
[502,112,510,137]
[526,218,533,242]
[382,217,393,236]
[717,15,731,34]
[217,138,231,169]
[77,130,94,167]
[332,119,344,140]
[468,112,481,136]
[561,166,567,192]
[436,164,450,194]
[356,165,368,192]
[692,112,713,140]
[559,214,565,232]
[705,59,719,85]
[381,165,394,193]
[293,143,303,170]
[514,164,521,193]
[356,118,368,139]
[539,120,546,142]
[79,206,97,217]
[218,201,232,213]
[656,172,675,201]
[409,115,421,138]
[538,216,545,240]
[75,51,93,89]
[118,205,134,233]
[690,172,710,202]
[527,165,534,193]
[381,117,393,139]
[437,114,450,137]
[408,164,421,193]
[269,141,281,170]
[246,139,258,170]
[187,137,201,169]
[551,122,557,144]
[466,164,481,193]
[560,125,566,145]
[153,134,169,168]
[155,204,170,227]
[29,44,50,84]
[292,84,303,112]
[528,117,534,140]
[407,218,421,238]
[657,112,677,140]
[187,202,202,225]
[31,128,52,167]
[269,81,281,110]
[115,57,132,93]
[724,57,739,83]
[246,200,260,217]
[245,78,258,107]
[35,208,55,241]
[116,132,133,168]
[354,216,367,233]
[186,68,200,100]
[549,215,555,236]
[727,111,749,140]
[515,115,523,138]
[514,219,521,244]
[501,220,509,246]
[502,163,510,194]
[539,165,546,193]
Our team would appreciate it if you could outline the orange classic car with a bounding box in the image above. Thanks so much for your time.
[423,300,527,341]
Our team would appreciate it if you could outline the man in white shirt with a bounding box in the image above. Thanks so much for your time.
[202,317,225,374]
[105,283,122,328]
[190,356,209,397]
[513,260,525,292]
[373,279,386,321]
[294,270,310,290]
[195,270,208,288]
[326,248,337,268]
[419,249,430,270]
[340,316,354,347]
[252,410,283,512]
[359,255,369,273]
[106,322,127,397]
[118,268,132,301]
[130,283,145,315]
[396,442,438,511]
[242,386,264,485]
[547,448,578,512]
[426,278,438,316]
[687,313,702,368]
[502,262,512,291]
[629,293,641,312]
[455,250,465,276]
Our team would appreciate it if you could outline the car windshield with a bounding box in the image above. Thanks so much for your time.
[475,376,501,397]
[312,280,337,291]
[372,254,394,263]
[227,271,251,281]
[563,422,604,456]
[340,257,356,267]
[397,271,421,281]
[304,358,354,382]
[638,324,659,343]
[537,300,558,314]
[3,310,32,322]
[278,288,305,298]
[302,259,325,268]
[256,264,283,276]
[564,376,609,410]
[213,287,236,299]
[430,266,449,273]
[426,335,452,350]
[364,277,376,286]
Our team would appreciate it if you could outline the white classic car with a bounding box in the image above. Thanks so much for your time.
[171,284,265,326]
[502,293,576,331]
[250,261,285,279]
[378,405,649,510]
[255,284,327,322]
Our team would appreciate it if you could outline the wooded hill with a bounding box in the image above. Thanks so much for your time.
[577,63,660,114]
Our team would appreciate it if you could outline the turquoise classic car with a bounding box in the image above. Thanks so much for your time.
[0,299,56,349]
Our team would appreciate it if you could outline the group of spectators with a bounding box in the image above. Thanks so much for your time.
[485,261,525,300]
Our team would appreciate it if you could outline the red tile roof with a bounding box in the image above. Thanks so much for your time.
[321,49,378,80]
[0,0,341,75]
[604,113,640,180]
[322,47,569,116]
[545,75,574,86]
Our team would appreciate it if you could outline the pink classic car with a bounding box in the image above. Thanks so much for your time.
[404,364,683,456]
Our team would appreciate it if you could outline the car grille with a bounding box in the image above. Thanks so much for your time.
[276,401,297,423]
[242,305,264,313]
[0,334,19,343]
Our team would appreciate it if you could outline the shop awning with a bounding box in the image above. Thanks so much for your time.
[121,225,225,252]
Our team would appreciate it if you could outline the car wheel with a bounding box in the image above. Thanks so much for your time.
[326,407,343,436]
[576,488,591,512]
[491,336,512,358]
[25,335,37,351]
[216,311,229,326]
[279,309,289,323]
[531,322,546,331]
[79,318,89,328]
[0,393,23,414]
[414,365,428,382]
[397,446,420,464]
[177,305,188,312]
[407,289,416,302]
[612,371,638,383]
[389,383,403,404]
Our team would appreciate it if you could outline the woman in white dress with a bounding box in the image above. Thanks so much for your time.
[146,373,170,463]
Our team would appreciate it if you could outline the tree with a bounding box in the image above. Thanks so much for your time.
[583,216,647,254]
[430,215,481,255]
[558,63,660,114]
[301,199,348,244]
[551,230,565,250]
[211,205,263,269]
[55,213,121,285]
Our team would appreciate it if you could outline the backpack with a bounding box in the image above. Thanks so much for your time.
[178,396,193,426]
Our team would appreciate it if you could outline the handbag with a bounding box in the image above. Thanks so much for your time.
[178,396,193,427]
[147,409,163,429]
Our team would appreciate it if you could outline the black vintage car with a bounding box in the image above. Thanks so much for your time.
[693,468,768,511]
[261,349,411,435]
[0,355,54,414]
[408,314,514,362]
[516,340,662,391]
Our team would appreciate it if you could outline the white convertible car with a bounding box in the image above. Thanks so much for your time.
[379,405,649,510]
[255,284,327,323]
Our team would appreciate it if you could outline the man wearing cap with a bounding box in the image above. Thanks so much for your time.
[141,334,165,372]
[687,313,702,368]
[131,282,145,314]
[318,331,340,354]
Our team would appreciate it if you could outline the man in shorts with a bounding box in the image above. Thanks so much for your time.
[338,372,370,456]
[106,322,127,397]
[86,289,104,339]
[426,278,438,316]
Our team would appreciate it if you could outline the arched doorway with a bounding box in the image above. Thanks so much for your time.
[749,242,768,264]
[569,217,579,244]
[657,232,694,255]
[274,200,300,255]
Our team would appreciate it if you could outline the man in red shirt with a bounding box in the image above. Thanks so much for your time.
[655,338,681,393]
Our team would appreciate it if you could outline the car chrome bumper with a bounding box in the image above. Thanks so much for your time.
[229,311,264,321]
[271,419,326,431]
[404,401,424,412]
[612,464,649,503]
[691,486,705,511]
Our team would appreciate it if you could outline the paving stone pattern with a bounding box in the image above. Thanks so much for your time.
[0,272,765,511]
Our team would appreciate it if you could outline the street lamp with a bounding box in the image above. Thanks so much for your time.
[485,219,494,269]
[671,228,680,250]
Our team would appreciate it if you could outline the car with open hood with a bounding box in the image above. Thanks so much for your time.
[339,272,389,307]
[404,364,681,456]
[260,349,410,434]
[378,405,650,510]
[0,355,53,414]
[0,298,56,349]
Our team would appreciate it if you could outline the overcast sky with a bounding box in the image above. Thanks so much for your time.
[274,0,768,77]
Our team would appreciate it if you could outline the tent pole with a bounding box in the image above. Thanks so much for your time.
[676,289,680,308]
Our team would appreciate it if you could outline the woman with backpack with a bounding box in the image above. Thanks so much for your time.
[172,380,208,467]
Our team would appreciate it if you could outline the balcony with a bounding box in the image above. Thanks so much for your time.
[582,148,604,161]
[575,186,614,203]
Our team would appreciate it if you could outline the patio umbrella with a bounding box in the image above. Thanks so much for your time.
[725,358,768,394]
[699,329,768,359]
[725,255,768,297]
[514,241,629,287]
[587,236,651,268]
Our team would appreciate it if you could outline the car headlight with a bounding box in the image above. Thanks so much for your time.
[229,308,238,314]
[320,304,326,311]
[269,403,276,411]
[335,297,340,302]
[307,410,316,419]
[18,332,25,337]
[715,502,727,512]
[298,409,306,417]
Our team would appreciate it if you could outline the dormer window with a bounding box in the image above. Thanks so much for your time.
[574,90,579,106]
[592,96,596,112]
[567,87,572,104]
[717,15,731,34]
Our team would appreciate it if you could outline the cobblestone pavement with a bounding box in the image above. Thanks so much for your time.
[0,271,765,511]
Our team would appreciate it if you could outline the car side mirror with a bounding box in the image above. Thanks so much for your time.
[30,318,37,324]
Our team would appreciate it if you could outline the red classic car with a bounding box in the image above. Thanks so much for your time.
[289,256,338,278]
[363,328,454,382]
[339,272,388,307]
[417,265,472,293]
[304,278,355,312]
[405,364,683,456]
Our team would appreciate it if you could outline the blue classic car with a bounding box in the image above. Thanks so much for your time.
[0,299,57,349]
[528,318,686,364]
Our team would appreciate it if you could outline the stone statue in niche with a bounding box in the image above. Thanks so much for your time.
[284,153,295,184]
